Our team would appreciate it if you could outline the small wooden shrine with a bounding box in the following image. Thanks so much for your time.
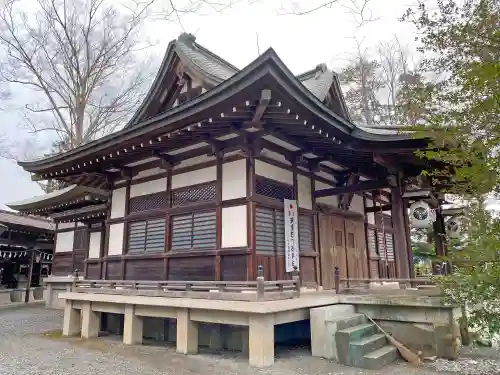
[0,210,54,288]
[9,33,447,288]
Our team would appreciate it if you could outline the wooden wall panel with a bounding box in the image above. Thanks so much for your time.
[344,219,369,281]
[86,263,101,280]
[51,253,73,276]
[299,256,316,284]
[125,259,163,280]
[220,255,247,281]
[168,256,216,281]
[318,213,347,289]
[73,250,85,275]
[369,260,380,279]
[106,261,122,280]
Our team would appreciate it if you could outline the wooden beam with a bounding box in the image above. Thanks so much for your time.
[365,204,392,213]
[313,179,391,198]
[373,154,398,174]
[252,89,271,122]
[339,173,360,210]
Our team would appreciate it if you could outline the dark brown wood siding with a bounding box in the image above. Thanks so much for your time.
[220,255,247,281]
[125,259,164,280]
[167,256,216,281]
[51,253,73,276]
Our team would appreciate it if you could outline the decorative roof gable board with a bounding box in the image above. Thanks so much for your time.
[126,33,351,129]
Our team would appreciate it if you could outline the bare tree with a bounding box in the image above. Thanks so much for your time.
[277,0,379,27]
[0,0,156,152]
[376,36,412,124]
[339,38,385,125]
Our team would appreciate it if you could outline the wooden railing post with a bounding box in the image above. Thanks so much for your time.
[256,265,265,300]
[334,266,340,294]
[292,266,301,297]
[71,269,79,292]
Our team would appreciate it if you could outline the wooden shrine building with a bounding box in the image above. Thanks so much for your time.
[0,210,54,288]
[9,33,437,289]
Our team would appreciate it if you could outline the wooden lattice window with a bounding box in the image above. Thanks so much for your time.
[171,210,216,250]
[129,192,169,213]
[256,207,311,255]
[299,215,314,253]
[385,233,395,262]
[367,228,378,257]
[127,218,165,253]
[255,176,294,201]
[171,182,216,207]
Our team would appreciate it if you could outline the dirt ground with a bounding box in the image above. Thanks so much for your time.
[1,306,500,375]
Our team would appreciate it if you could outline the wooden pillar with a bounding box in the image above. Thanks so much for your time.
[434,211,447,258]
[391,182,411,279]
[403,199,415,278]
[246,149,256,281]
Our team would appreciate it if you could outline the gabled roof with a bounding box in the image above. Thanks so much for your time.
[17,44,427,179]
[127,33,350,128]
[0,210,54,231]
[7,185,108,214]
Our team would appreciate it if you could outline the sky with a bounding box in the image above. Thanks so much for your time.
[0,0,423,210]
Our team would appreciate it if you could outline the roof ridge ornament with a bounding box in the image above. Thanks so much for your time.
[177,32,196,45]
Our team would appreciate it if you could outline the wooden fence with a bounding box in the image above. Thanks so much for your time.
[70,274,301,302]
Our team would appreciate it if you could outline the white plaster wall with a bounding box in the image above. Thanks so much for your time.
[221,205,247,248]
[315,181,338,207]
[55,231,74,253]
[260,150,291,165]
[349,194,365,215]
[134,167,164,180]
[254,160,293,185]
[108,223,124,256]
[130,178,167,198]
[315,170,336,183]
[57,222,75,230]
[297,174,312,209]
[172,166,216,189]
[365,198,376,224]
[110,187,126,218]
[175,155,215,169]
[88,232,102,259]
[222,159,247,201]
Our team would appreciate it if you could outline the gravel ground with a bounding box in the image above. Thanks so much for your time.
[1,306,500,375]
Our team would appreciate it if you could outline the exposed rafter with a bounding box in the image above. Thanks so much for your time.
[313,179,394,198]
[252,89,271,122]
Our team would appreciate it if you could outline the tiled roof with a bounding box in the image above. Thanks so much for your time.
[175,33,338,102]
[0,210,54,231]
[176,33,238,82]
[6,185,108,212]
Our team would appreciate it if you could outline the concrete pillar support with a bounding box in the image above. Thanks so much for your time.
[62,300,81,336]
[248,313,275,367]
[44,283,53,308]
[81,301,100,339]
[176,308,198,354]
[123,304,143,345]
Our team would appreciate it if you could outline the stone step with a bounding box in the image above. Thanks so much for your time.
[336,322,378,342]
[350,333,387,358]
[361,345,399,370]
[326,313,366,329]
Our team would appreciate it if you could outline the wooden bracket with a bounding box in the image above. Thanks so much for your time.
[252,89,272,122]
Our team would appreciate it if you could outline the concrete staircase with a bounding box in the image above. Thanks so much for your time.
[334,313,399,369]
